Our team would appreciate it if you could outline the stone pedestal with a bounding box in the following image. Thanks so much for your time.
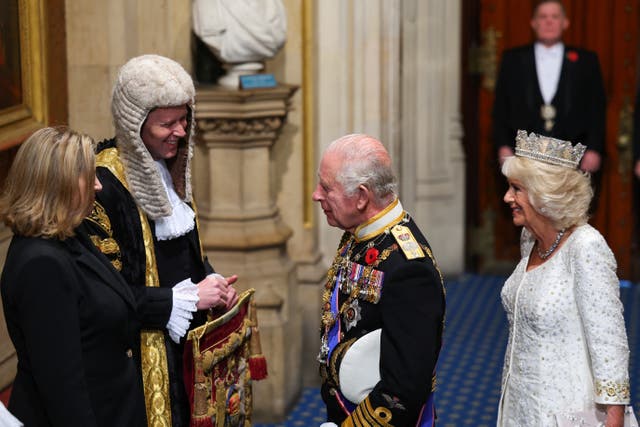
[193,84,301,422]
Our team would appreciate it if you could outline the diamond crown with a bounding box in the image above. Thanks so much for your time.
[514,130,586,169]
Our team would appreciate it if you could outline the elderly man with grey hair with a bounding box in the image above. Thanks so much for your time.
[313,134,446,427]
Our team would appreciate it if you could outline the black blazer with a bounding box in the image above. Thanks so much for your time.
[493,44,606,154]
[634,88,640,163]
[0,231,147,427]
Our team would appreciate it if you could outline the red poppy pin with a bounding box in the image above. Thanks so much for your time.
[566,50,579,62]
[365,248,379,265]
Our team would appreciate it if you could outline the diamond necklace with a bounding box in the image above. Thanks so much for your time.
[536,228,566,259]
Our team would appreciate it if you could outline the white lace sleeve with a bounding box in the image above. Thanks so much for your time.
[166,278,199,343]
[571,227,630,404]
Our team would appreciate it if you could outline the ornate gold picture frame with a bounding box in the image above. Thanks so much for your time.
[0,0,66,151]
[0,0,66,390]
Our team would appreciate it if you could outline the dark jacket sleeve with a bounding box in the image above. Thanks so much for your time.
[582,51,606,154]
[343,259,445,426]
[203,256,215,276]
[634,89,640,162]
[132,286,173,328]
[81,217,173,329]
[13,252,98,426]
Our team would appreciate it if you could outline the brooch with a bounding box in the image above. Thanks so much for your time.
[343,299,362,331]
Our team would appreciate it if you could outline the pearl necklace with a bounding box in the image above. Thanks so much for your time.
[536,228,566,259]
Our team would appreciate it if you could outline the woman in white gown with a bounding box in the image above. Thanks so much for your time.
[497,130,630,427]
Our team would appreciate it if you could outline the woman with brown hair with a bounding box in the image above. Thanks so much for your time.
[0,127,146,426]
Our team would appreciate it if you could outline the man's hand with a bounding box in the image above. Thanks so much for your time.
[195,274,238,310]
[580,149,601,173]
[498,146,515,165]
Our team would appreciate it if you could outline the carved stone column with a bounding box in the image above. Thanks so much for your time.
[400,0,465,274]
[193,84,301,422]
[314,0,465,275]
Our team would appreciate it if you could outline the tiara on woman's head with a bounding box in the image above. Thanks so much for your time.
[514,130,586,169]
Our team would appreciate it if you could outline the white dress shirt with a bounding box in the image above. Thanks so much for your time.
[534,42,564,104]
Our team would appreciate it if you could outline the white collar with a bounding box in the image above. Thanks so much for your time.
[153,160,195,240]
[353,198,405,242]
[534,42,564,58]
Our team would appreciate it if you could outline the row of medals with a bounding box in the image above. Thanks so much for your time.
[317,237,382,364]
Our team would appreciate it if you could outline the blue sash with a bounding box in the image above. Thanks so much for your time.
[416,393,436,427]
[326,269,342,362]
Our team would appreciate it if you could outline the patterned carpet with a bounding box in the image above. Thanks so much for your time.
[255,274,640,426]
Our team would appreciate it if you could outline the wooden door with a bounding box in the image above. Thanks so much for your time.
[463,0,640,279]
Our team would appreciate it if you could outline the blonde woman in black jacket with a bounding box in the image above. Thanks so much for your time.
[0,127,147,426]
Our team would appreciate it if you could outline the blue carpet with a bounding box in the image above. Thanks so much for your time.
[255,274,640,426]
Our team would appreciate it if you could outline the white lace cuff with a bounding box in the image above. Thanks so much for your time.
[167,278,199,343]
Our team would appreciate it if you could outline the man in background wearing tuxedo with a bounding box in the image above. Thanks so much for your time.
[493,0,606,176]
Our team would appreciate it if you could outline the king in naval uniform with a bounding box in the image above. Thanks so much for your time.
[313,134,446,427]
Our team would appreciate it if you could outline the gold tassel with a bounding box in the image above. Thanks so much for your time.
[248,299,268,380]
[191,340,214,427]
[215,377,226,427]
[193,352,208,417]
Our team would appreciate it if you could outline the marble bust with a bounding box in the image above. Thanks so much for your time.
[192,0,287,88]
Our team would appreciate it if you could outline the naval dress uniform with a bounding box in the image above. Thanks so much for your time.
[319,199,446,427]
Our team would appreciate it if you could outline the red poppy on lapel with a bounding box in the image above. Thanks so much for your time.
[566,50,579,62]
[365,248,379,265]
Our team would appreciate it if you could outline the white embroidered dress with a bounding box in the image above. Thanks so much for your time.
[497,224,630,426]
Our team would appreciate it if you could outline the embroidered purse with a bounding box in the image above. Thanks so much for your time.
[183,289,267,427]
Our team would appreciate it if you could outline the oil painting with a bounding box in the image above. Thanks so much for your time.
[0,0,22,111]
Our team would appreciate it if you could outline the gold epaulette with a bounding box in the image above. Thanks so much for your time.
[390,224,425,260]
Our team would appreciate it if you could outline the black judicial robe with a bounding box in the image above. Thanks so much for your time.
[83,138,214,427]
